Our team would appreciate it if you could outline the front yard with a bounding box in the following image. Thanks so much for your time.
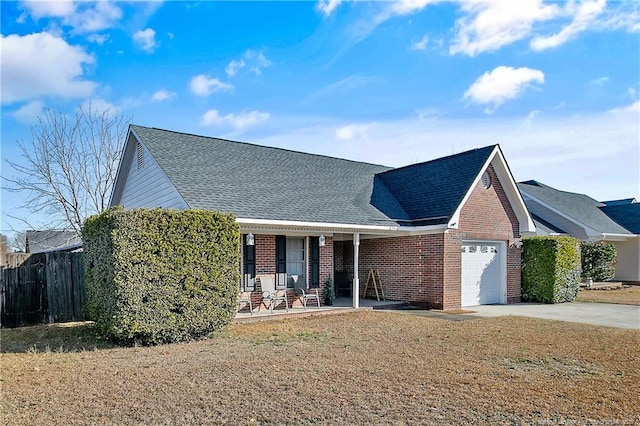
[2,311,639,424]
[576,285,640,305]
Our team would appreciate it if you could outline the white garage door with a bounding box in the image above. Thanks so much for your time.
[461,242,503,307]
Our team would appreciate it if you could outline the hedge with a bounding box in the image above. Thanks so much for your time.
[521,236,581,304]
[83,206,240,345]
[581,242,617,282]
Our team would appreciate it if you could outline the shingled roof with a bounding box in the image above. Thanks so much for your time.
[517,180,632,235]
[128,125,501,228]
[375,146,496,225]
[600,203,640,234]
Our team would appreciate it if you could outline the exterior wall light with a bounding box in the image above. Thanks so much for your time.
[246,233,255,246]
[319,235,326,247]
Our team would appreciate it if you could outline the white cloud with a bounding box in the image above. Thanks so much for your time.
[81,98,119,118]
[133,28,157,52]
[0,32,96,104]
[19,0,125,33]
[411,34,429,50]
[335,124,369,141]
[464,66,544,113]
[245,50,272,75]
[151,89,176,102]
[450,0,560,56]
[590,76,609,86]
[316,0,342,17]
[189,75,233,96]
[225,59,245,77]
[390,0,436,16]
[19,0,76,18]
[531,0,606,51]
[609,100,640,114]
[201,109,270,131]
[13,100,44,124]
[225,50,272,77]
[87,33,109,44]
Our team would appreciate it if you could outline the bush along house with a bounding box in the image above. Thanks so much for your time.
[109,125,535,310]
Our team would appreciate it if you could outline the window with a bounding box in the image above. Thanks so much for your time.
[242,236,255,292]
[481,171,491,189]
[286,237,305,288]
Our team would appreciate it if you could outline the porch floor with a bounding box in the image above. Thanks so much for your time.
[234,297,407,324]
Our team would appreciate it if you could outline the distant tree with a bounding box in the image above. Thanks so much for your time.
[8,232,26,253]
[0,234,8,254]
[4,103,130,237]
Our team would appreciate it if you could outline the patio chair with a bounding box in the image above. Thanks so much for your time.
[258,275,289,314]
[292,276,320,310]
[238,291,253,315]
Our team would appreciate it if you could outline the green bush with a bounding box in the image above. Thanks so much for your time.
[521,236,581,304]
[83,206,240,345]
[581,242,617,282]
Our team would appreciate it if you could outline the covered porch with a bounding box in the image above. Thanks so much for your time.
[235,297,407,323]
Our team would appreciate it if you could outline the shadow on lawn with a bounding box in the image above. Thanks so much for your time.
[1,322,116,353]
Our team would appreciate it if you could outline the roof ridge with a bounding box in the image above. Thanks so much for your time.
[519,180,603,205]
[376,144,497,177]
[131,124,392,169]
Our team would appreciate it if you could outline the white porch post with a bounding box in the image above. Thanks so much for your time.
[353,233,360,309]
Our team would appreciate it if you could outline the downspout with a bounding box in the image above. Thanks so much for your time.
[353,233,360,309]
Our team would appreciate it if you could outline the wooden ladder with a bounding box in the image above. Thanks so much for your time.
[362,269,386,301]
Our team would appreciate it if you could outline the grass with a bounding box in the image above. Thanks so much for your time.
[1,311,639,425]
[576,286,640,305]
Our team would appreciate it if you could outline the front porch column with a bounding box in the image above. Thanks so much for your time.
[353,233,360,308]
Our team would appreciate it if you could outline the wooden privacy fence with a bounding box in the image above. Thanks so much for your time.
[0,251,85,328]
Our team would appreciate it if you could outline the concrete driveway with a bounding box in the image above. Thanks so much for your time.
[465,302,640,329]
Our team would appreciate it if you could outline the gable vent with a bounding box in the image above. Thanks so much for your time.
[137,142,144,169]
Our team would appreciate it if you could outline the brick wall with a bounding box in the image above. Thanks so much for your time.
[456,165,522,305]
[239,234,334,311]
[352,164,522,310]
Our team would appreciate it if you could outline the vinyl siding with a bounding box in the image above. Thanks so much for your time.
[611,239,640,281]
[119,142,188,210]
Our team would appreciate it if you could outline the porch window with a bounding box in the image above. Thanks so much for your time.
[242,236,255,292]
[286,237,305,288]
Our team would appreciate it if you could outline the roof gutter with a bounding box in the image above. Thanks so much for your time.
[236,217,402,234]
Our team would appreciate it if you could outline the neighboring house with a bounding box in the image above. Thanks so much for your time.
[25,230,82,254]
[109,125,535,309]
[518,181,640,283]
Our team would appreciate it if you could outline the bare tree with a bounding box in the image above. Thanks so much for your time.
[8,232,26,253]
[4,103,130,236]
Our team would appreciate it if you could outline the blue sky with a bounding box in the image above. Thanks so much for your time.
[1,0,639,234]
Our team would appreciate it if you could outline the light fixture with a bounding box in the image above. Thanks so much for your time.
[246,233,255,246]
[319,235,326,247]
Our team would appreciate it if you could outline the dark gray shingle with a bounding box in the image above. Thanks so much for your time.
[518,180,631,235]
[132,125,498,228]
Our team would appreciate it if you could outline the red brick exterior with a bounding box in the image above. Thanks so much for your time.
[239,165,523,312]
[239,234,333,310]
[338,165,522,310]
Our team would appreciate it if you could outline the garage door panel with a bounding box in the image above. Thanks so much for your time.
[461,242,503,307]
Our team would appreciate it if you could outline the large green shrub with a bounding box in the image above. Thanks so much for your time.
[521,236,581,304]
[581,242,617,282]
[83,206,240,345]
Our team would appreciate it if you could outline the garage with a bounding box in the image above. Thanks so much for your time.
[461,241,505,307]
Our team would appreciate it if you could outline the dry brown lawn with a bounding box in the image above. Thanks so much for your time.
[2,311,639,425]
[577,286,640,305]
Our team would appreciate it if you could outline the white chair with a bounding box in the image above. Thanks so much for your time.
[292,276,320,310]
[238,291,253,315]
[258,275,289,314]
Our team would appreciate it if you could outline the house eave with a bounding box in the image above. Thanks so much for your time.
[236,217,402,236]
